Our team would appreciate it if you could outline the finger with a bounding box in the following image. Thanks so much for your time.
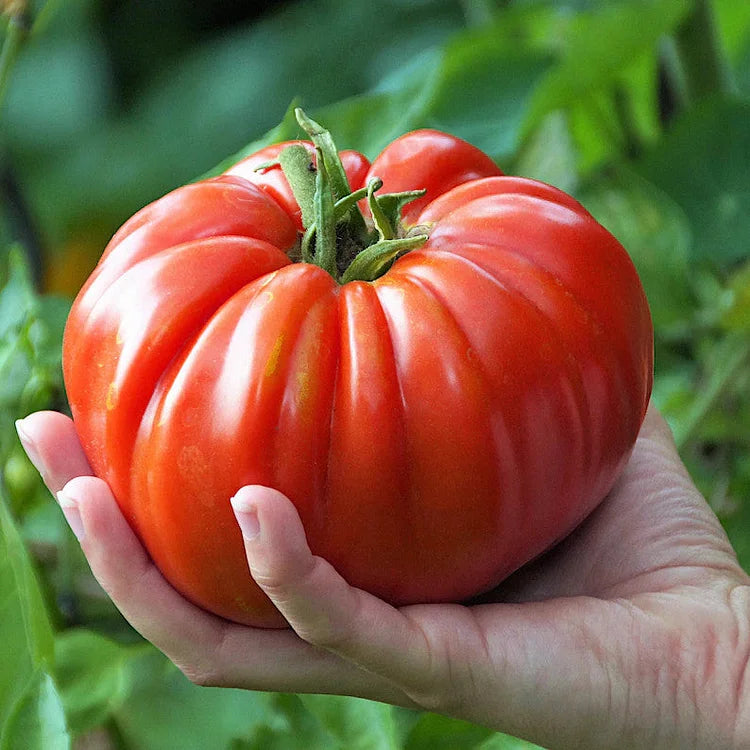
[58,475,414,703]
[15,411,93,492]
[231,485,441,698]
[58,475,230,666]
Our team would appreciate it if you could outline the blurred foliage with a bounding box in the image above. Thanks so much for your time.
[1,0,750,747]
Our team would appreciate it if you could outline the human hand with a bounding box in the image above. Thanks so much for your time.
[15,405,750,749]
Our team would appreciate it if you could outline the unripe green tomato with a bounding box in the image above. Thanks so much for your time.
[3,445,39,508]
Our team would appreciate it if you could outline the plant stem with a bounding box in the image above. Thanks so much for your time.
[294,108,369,242]
[673,336,750,450]
[278,144,316,228]
[311,149,338,279]
[612,84,643,159]
[0,160,43,287]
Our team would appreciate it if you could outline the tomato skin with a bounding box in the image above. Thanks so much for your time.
[63,131,653,627]
[365,129,504,223]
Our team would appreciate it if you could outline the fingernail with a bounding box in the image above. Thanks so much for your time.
[57,489,85,541]
[230,494,261,541]
[15,419,45,477]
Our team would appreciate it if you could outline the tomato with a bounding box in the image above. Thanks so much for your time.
[63,114,652,628]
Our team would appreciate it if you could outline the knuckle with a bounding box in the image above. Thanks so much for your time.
[293,614,352,651]
[176,661,220,688]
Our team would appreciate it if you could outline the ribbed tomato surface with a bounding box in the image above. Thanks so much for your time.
[63,130,652,627]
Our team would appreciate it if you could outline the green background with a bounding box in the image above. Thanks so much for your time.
[1,0,749,747]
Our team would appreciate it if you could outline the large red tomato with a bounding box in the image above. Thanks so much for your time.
[63,115,653,628]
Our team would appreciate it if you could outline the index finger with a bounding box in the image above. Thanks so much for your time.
[15,410,94,492]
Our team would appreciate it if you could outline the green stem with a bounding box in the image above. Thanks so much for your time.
[673,336,750,450]
[279,108,431,283]
[341,234,428,284]
[294,108,369,241]
[366,178,394,240]
[612,84,643,159]
[278,144,316,228]
[311,148,338,279]
[0,12,26,113]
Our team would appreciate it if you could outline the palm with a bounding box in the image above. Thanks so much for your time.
[380,406,748,745]
[19,405,749,749]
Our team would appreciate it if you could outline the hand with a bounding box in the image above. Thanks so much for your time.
[15,405,750,749]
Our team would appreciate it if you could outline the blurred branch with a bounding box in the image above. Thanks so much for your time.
[674,335,750,450]
[1,1,43,287]
[1,158,43,286]
[612,85,644,160]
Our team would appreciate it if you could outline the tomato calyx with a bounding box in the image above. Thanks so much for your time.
[278,109,428,283]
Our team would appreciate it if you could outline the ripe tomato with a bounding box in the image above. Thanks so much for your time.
[63,121,653,628]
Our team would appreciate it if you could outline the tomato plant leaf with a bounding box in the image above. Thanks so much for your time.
[298,694,402,750]
[53,630,141,736]
[512,111,579,194]
[722,260,750,332]
[0,673,68,750]
[111,649,272,750]
[637,96,750,265]
[0,494,66,748]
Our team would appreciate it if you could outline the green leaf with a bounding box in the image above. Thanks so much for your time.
[577,168,694,335]
[0,494,67,747]
[528,0,690,119]
[521,0,689,171]
[424,35,552,161]
[205,11,554,171]
[403,713,494,749]
[0,249,68,464]
[241,694,332,750]
[669,333,750,449]
[637,96,750,265]
[299,694,401,750]
[721,447,750,574]
[722,260,750,332]
[313,41,551,161]
[203,100,303,179]
[53,630,139,736]
[112,649,272,750]
[513,111,579,193]
[4,32,112,153]
[1,673,69,750]
[0,248,36,342]
[714,0,750,65]
[478,731,546,749]
[242,695,407,750]
[401,712,545,750]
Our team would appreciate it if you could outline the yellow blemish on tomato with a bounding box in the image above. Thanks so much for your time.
[234,595,254,613]
[106,382,118,410]
[264,335,284,377]
[296,369,311,405]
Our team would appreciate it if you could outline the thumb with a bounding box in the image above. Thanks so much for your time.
[229,485,435,696]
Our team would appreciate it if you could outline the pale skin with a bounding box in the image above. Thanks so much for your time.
[15,405,750,749]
